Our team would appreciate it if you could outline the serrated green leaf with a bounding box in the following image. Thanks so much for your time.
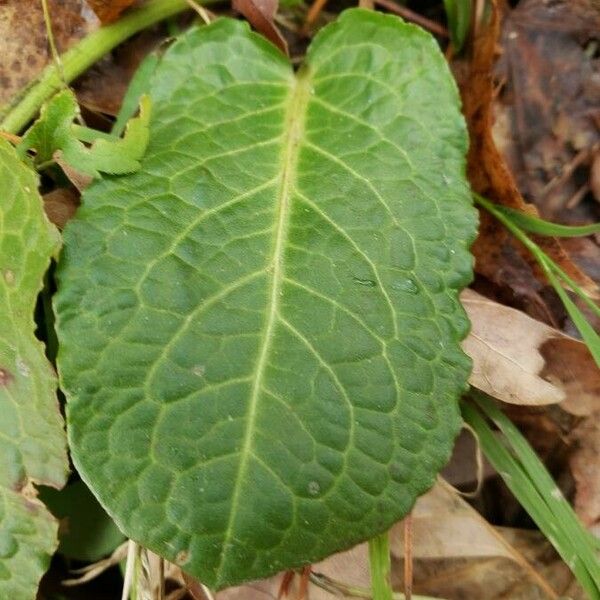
[0,138,68,598]
[55,9,477,589]
[18,90,151,178]
[17,91,77,165]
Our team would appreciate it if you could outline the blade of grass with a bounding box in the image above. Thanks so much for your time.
[539,255,600,364]
[474,193,600,366]
[462,393,600,599]
[369,531,394,600]
[537,250,600,321]
[495,206,600,237]
[475,393,600,551]
[443,0,471,52]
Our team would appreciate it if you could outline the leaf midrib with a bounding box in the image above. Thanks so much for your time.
[215,67,312,582]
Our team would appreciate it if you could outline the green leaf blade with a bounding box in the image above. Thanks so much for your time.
[56,10,477,589]
[0,138,68,598]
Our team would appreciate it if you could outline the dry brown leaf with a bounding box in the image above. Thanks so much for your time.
[43,188,80,229]
[233,0,288,55]
[560,385,600,536]
[462,289,598,406]
[388,482,560,600]
[0,0,98,111]
[86,0,138,24]
[501,528,588,600]
[459,3,599,300]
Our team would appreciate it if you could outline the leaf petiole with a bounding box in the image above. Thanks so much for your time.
[369,531,394,600]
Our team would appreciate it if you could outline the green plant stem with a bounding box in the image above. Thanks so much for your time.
[1,0,192,134]
[369,532,394,600]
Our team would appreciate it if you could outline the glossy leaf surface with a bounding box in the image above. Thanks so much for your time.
[56,10,476,588]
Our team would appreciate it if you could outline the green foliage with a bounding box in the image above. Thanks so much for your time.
[463,393,600,599]
[443,0,471,52]
[39,480,125,561]
[17,89,151,178]
[0,138,68,598]
[494,205,600,238]
[112,53,160,137]
[55,10,476,589]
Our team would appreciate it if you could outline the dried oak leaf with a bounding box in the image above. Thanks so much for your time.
[43,188,80,229]
[462,289,599,406]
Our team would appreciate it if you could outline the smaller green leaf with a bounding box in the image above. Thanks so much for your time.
[112,53,159,137]
[39,480,125,561]
[76,95,151,177]
[17,90,77,165]
[443,0,471,52]
[18,90,151,178]
[0,137,68,598]
[497,206,600,238]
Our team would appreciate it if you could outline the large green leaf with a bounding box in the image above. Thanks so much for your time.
[0,138,68,598]
[55,9,476,589]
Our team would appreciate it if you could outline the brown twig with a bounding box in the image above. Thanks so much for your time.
[304,0,329,28]
[278,570,295,598]
[0,130,21,144]
[541,145,594,199]
[566,182,591,209]
[296,566,311,600]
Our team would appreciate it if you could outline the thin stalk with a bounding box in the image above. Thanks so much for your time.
[41,0,66,84]
[121,540,137,600]
[1,0,194,134]
[369,531,394,600]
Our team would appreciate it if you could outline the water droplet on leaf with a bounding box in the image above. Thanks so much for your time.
[392,278,418,294]
[352,276,377,288]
